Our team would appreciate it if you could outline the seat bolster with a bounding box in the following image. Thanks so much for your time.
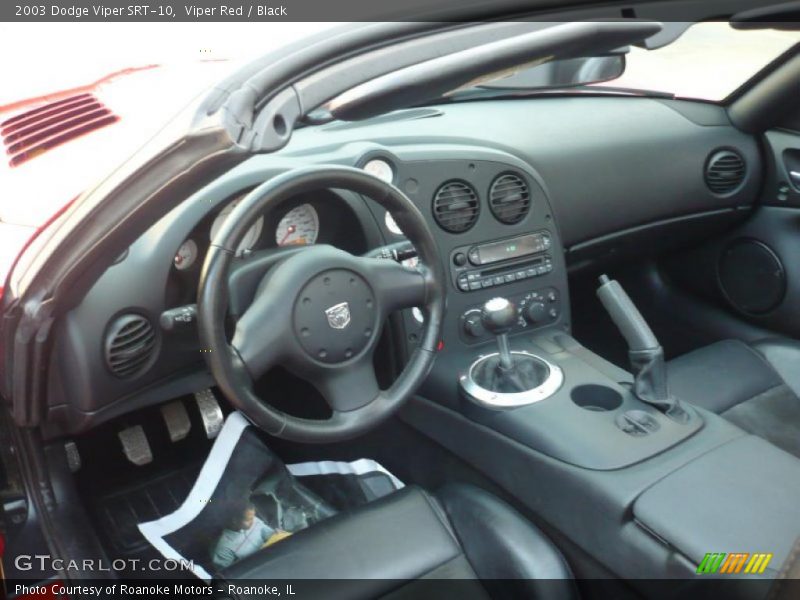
[435,484,577,600]
[752,338,800,399]
[666,340,782,413]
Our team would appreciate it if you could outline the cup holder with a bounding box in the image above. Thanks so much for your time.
[571,384,623,412]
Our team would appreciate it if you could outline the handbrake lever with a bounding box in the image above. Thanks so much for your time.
[596,274,687,421]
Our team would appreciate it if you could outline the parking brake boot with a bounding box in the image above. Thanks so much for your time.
[596,275,687,421]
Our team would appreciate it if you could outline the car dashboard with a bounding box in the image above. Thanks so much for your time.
[44,96,760,435]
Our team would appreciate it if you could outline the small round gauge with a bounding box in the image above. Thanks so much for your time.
[209,198,264,257]
[276,204,320,246]
[174,239,198,271]
[364,158,394,183]
[384,211,403,236]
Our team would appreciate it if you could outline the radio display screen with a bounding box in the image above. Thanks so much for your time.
[477,235,540,264]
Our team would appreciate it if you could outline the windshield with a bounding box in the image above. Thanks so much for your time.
[466,22,800,103]
[596,21,800,101]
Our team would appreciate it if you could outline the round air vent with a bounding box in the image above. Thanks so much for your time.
[104,314,156,378]
[705,150,746,195]
[432,180,479,233]
[489,173,531,224]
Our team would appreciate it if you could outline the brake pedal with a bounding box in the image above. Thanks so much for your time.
[118,425,153,466]
[161,401,191,442]
[194,389,223,439]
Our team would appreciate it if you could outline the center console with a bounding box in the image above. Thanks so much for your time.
[450,283,704,470]
[385,153,800,591]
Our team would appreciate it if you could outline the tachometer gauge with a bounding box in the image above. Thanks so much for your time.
[276,204,319,246]
[209,198,264,256]
[364,158,394,183]
[174,239,198,271]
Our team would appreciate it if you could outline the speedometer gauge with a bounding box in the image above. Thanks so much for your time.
[276,204,319,246]
[209,198,264,257]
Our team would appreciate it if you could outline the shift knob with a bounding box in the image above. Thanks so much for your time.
[481,297,517,334]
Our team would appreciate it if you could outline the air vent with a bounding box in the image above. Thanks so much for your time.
[489,173,531,224]
[105,314,156,379]
[2,93,119,167]
[705,150,746,195]
[432,180,480,233]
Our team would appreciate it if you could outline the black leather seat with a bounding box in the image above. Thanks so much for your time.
[218,483,577,600]
[667,338,800,458]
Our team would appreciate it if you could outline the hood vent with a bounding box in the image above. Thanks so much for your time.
[432,180,480,233]
[489,173,531,224]
[705,150,746,195]
[105,314,156,379]
[2,93,119,167]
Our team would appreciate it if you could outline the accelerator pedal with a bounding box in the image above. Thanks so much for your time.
[194,389,224,439]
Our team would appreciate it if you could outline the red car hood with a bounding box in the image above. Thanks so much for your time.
[0,61,238,286]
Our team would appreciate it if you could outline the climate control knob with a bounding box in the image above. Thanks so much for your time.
[525,301,548,324]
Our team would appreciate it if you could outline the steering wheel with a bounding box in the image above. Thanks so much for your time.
[198,166,445,442]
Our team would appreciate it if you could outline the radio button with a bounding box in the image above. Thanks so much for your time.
[468,248,480,265]
[481,279,494,288]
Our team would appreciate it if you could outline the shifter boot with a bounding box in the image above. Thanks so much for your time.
[472,354,549,393]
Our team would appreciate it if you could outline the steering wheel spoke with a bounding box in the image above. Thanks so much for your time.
[359,257,429,318]
[231,305,289,379]
[314,356,381,413]
[227,246,308,319]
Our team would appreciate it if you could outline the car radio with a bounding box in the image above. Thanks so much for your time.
[451,232,553,292]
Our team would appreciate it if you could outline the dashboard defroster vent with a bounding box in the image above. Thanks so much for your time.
[432,180,479,233]
[705,150,746,195]
[105,314,156,379]
[489,173,531,224]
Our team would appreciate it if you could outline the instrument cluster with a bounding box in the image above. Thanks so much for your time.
[172,195,322,272]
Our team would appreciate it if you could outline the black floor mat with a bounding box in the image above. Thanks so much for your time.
[90,462,202,557]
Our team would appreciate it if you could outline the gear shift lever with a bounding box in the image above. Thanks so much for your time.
[481,297,517,370]
[461,295,559,402]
